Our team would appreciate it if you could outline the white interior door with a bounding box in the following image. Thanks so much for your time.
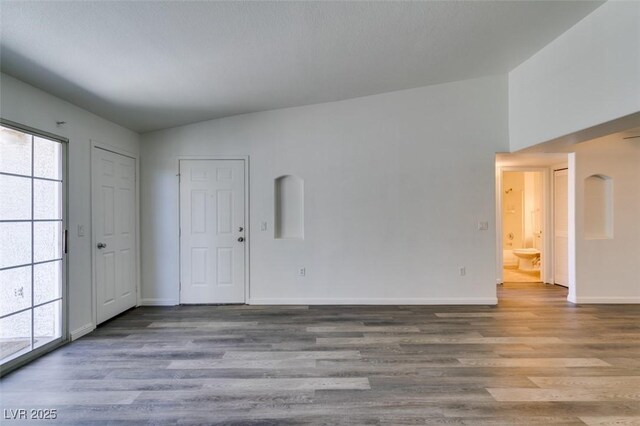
[93,147,137,324]
[180,159,245,304]
[554,169,568,287]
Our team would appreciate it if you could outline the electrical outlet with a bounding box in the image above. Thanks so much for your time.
[478,221,489,231]
[298,267,306,277]
[459,267,466,276]
[261,221,268,231]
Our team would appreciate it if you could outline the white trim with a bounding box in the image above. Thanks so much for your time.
[572,297,640,304]
[248,297,498,305]
[90,141,141,325]
[495,164,503,284]
[140,298,179,306]
[91,140,138,159]
[70,323,95,341]
[176,156,250,304]
[567,153,577,303]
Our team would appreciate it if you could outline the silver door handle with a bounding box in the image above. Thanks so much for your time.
[97,242,107,249]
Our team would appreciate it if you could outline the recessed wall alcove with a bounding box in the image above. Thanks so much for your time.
[274,175,304,239]
[584,174,613,239]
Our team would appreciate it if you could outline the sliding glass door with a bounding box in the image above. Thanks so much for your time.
[0,123,66,371]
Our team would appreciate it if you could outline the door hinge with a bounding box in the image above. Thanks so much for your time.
[63,229,68,254]
[179,282,182,290]
[179,227,182,237]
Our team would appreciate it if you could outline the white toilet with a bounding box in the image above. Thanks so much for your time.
[512,248,540,271]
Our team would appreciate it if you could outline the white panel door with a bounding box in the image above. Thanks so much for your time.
[180,160,245,304]
[93,148,137,324]
[554,169,568,287]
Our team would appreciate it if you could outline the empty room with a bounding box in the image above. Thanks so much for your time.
[1,0,639,424]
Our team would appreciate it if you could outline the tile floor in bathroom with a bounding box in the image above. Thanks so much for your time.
[503,267,541,283]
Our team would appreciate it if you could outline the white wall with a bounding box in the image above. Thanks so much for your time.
[509,1,640,151]
[0,73,141,338]
[572,138,640,303]
[141,75,508,305]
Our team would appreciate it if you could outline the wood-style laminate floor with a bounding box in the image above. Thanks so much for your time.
[1,283,639,425]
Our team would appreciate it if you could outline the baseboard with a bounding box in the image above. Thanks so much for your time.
[140,298,179,306]
[572,296,640,304]
[248,297,498,305]
[70,323,95,341]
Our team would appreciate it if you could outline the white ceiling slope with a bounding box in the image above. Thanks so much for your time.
[1,1,603,133]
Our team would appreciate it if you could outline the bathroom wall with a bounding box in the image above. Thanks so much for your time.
[523,172,543,250]
[502,172,524,251]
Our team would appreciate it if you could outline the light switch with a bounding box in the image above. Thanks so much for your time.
[478,221,489,231]
[77,225,85,237]
[260,221,268,231]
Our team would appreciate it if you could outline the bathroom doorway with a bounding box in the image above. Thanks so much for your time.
[501,170,544,283]
[495,153,570,288]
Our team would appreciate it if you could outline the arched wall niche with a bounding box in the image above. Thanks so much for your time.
[584,174,613,239]
[274,175,304,239]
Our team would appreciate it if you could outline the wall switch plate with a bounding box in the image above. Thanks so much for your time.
[77,225,85,237]
[298,267,306,277]
[459,267,466,276]
[478,221,489,231]
[261,221,268,231]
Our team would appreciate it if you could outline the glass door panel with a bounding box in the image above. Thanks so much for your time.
[0,124,65,368]
[0,311,31,362]
[0,267,32,317]
[0,174,31,219]
[34,300,61,349]
[0,127,31,175]
[0,222,31,268]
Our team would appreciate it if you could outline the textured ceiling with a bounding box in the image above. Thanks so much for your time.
[0,1,603,133]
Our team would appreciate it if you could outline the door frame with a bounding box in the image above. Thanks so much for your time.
[90,141,140,327]
[176,156,250,304]
[495,166,552,285]
[552,167,570,288]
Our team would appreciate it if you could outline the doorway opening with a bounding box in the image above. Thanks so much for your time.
[501,170,543,283]
[495,153,570,291]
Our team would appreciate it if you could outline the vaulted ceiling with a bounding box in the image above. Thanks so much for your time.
[0,1,603,133]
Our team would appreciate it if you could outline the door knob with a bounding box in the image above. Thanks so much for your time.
[237,237,244,242]
[97,242,107,249]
